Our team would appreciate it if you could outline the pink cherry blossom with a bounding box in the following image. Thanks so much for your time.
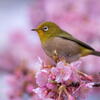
[33,61,95,100]
[36,70,49,87]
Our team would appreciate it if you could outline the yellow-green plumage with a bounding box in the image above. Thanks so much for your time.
[32,21,100,63]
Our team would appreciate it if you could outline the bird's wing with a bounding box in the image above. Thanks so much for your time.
[58,32,95,51]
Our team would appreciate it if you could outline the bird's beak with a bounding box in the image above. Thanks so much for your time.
[31,29,38,31]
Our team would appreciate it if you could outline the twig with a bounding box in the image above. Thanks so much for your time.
[92,82,100,87]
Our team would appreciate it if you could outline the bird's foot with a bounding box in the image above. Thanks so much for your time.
[53,55,60,63]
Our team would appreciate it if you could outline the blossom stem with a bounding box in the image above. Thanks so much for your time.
[58,85,65,100]
[64,88,76,100]
[77,70,93,81]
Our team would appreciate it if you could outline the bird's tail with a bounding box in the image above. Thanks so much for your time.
[91,51,100,56]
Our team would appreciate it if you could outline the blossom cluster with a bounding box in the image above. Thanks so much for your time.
[7,62,37,100]
[33,61,95,100]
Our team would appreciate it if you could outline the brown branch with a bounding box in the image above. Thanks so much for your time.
[93,82,100,87]
[67,82,100,88]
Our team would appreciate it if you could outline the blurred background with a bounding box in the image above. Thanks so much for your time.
[0,0,100,100]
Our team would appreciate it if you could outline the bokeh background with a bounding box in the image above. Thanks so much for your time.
[0,0,100,100]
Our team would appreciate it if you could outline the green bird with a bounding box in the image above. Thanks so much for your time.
[32,21,100,63]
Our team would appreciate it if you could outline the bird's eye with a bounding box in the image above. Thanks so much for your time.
[43,26,48,31]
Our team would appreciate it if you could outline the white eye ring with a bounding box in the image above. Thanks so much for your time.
[43,26,48,31]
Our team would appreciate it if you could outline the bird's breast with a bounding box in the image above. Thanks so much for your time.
[42,37,81,63]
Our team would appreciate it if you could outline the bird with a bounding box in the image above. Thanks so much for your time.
[32,21,100,63]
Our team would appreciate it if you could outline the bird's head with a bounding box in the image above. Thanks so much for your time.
[32,21,62,43]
